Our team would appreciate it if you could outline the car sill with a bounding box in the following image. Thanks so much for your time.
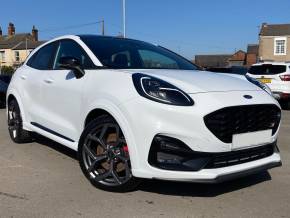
[30,122,75,142]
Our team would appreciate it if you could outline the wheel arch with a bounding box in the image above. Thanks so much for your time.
[84,108,112,127]
[6,90,29,129]
[82,102,141,172]
[7,94,16,104]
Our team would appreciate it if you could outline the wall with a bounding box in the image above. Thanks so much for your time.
[0,49,32,67]
[259,36,290,62]
[246,54,258,66]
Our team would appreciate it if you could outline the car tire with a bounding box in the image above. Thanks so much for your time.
[78,115,141,192]
[281,101,290,110]
[7,99,33,143]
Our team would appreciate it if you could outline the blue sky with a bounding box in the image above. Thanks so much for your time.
[1,0,289,59]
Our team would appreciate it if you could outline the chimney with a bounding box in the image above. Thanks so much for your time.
[8,22,15,36]
[0,27,2,36]
[31,25,38,41]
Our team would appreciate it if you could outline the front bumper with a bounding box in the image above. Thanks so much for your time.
[120,90,281,181]
[134,151,282,182]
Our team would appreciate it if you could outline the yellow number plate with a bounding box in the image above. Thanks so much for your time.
[258,78,272,83]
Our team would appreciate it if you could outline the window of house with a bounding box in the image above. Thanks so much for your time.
[0,51,5,62]
[274,37,287,55]
[15,51,20,62]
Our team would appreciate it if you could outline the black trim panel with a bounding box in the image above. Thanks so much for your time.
[152,161,282,183]
[194,161,281,184]
[31,122,75,142]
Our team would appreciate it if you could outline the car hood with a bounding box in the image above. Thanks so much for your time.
[121,69,260,94]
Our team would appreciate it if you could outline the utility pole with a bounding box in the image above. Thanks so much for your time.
[101,20,105,36]
[25,38,28,56]
[122,0,126,38]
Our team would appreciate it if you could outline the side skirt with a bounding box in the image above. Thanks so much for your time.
[30,122,75,143]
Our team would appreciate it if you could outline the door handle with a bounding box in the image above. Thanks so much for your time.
[44,78,54,84]
[20,75,27,80]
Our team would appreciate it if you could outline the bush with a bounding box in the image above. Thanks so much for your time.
[0,66,15,75]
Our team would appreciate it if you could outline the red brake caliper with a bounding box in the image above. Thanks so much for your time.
[123,145,129,153]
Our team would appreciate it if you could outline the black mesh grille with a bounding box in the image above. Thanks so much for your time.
[205,143,275,169]
[204,104,281,143]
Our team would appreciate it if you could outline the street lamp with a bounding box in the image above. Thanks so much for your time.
[122,0,126,38]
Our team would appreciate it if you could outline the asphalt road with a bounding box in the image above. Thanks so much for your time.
[0,109,289,218]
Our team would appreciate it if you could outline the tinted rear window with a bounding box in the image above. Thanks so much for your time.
[249,64,286,75]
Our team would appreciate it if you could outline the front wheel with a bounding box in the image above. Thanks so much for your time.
[78,115,141,192]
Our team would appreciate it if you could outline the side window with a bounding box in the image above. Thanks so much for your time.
[53,40,94,70]
[27,43,56,70]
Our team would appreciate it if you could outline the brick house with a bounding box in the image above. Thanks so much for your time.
[194,54,231,68]
[0,23,45,68]
[259,23,290,62]
[246,44,259,66]
[194,44,260,69]
[228,50,247,66]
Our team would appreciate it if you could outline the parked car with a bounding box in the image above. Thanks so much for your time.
[206,66,248,75]
[247,62,290,109]
[7,35,282,192]
[0,75,12,108]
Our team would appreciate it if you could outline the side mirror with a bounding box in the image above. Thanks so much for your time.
[59,56,85,79]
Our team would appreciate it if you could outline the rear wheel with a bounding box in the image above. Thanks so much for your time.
[7,99,33,143]
[78,115,141,192]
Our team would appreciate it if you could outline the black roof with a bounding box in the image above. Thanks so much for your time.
[78,34,150,44]
[12,40,44,50]
[0,33,45,50]
[260,23,290,36]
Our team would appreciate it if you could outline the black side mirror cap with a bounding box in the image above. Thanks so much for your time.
[59,56,85,79]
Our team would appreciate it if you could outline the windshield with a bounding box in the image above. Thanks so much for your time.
[248,64,286,75]
[80,35,197,70]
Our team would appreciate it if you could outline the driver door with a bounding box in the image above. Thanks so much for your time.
[41,39,95,142]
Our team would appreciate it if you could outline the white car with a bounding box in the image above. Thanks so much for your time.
[7,35,282,192]
[247,62,290,109]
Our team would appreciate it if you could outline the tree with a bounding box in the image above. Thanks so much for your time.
[0,66,15,75]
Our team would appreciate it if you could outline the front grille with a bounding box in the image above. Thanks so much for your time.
[204,104,281,143]
[205,143,275,169]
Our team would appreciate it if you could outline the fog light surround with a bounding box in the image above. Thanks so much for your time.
[148,135,210,171]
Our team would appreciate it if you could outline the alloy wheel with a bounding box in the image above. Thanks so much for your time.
[82,123,132,186]
[8,103,21,139]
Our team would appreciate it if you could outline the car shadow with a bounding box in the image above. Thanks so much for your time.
[33,134,272,197]
[138,172,272,197]
[34,134,78,160]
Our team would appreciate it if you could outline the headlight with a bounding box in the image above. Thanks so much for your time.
[132,73,194,106]
[245,75,273,96]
